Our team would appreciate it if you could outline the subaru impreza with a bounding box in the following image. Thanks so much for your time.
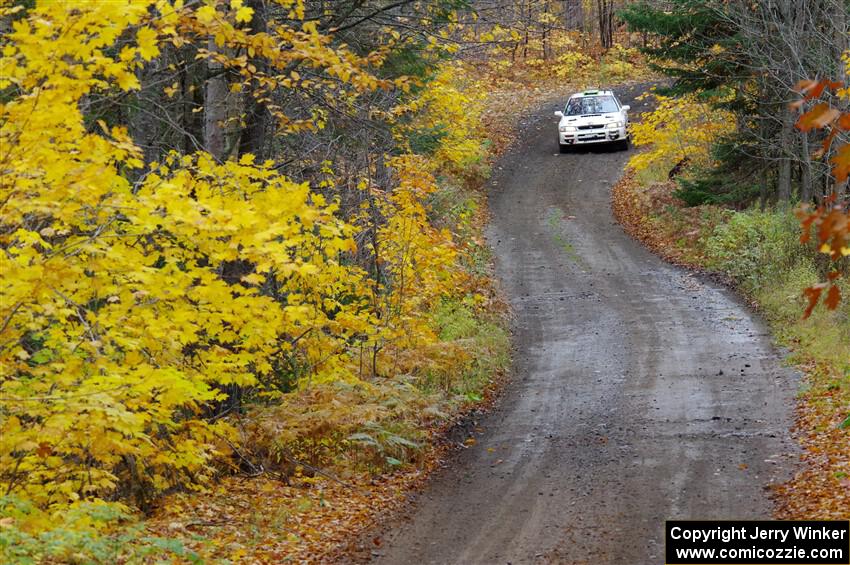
[555,89,630,152]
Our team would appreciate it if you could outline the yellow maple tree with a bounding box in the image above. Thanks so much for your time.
[0,0,488,518]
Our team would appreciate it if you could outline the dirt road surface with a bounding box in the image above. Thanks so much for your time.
[373,84,798,564]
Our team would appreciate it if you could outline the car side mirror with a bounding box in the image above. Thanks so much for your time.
[554,111,564,118]
[621,105,630,112]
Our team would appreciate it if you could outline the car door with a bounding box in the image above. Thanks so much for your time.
[615,96,627,123]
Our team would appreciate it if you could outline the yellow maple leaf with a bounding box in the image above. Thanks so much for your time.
[136,27,160,61]
[195,5,216,24]
[115,69,140,90]
[235,5,254,23]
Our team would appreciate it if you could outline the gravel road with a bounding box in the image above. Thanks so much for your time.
[373,83,798,564]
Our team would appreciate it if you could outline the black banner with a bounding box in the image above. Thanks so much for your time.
[666,520,850,564]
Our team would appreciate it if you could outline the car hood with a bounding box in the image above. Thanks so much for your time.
[559,113,620,127]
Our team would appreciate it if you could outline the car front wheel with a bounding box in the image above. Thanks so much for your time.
[559,142,570,154]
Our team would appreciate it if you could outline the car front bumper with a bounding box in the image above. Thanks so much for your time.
[559,126,627,145]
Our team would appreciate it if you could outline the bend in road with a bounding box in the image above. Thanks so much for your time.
[374,83,798,565]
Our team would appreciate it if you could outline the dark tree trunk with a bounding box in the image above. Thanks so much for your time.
[204,38,228,160]
[800,130,813,203]
[597,0,614,49]
[238,0,270,160]
[777,110,793,202]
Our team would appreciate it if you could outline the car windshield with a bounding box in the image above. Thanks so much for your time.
[565,95,619,116]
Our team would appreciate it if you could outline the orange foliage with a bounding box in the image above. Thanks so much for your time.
[792,79,850,316]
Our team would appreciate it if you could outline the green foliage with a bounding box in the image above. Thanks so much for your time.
[620,0,745,99]
[409,124,450,156]
[597,45,643,83]
[0,497,201,565]
[426,178,494,277]
[433,299,481,341]
[671,135,770,207]
[379,43,443,82]
[701,207,849,481]
[702,207,849,365]
[673,177,721,207]
[681,140,760,205]
[674,174,760,207]
[753,262,850,372]
[621,0,772,208]
[347,422,422,468]
[427,181,477,234]
[430,298,510,396]
[704,210,809,291]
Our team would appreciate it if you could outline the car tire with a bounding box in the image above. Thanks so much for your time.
[559,143,570,154]
[616,138,629,151]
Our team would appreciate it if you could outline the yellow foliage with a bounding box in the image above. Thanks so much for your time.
[629,93,735,174]
[0,0,375,509]
[394,62,487,172]
[837,50,850,99]
[552,44,645,83]
[469,20,652,86]
[0,0,492,534]
[372,156,463,350]
[553,51,593,79]
[599,45,644,81]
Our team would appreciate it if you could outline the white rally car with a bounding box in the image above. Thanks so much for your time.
[554,89,630,153]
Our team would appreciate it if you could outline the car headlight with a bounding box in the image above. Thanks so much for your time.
[559,126,576,132]
[607,121,624,129]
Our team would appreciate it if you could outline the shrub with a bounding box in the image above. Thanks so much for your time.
[598,45,642,82]
[629,93,735,178]
[0,497,200,565]
[704,209,811,292]
[553,51,593,80]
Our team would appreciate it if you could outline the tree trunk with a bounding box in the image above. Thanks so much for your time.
[759,118,770,209]
[800,130,813,203]
[597,0,614,49]
[204,38,228,161]
[837,179,848,206]
[238,0,270,160]
[521,0,530,60]
[835,0,848,62]
[777,111,793,203]
[564,0,582,29]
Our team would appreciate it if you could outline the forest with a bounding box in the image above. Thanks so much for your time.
[0,0,847,563]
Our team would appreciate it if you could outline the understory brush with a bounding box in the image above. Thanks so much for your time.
[703,210,817,292]
[239,297,509,479]
[0,498,202,565]
[480,30,658,91]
